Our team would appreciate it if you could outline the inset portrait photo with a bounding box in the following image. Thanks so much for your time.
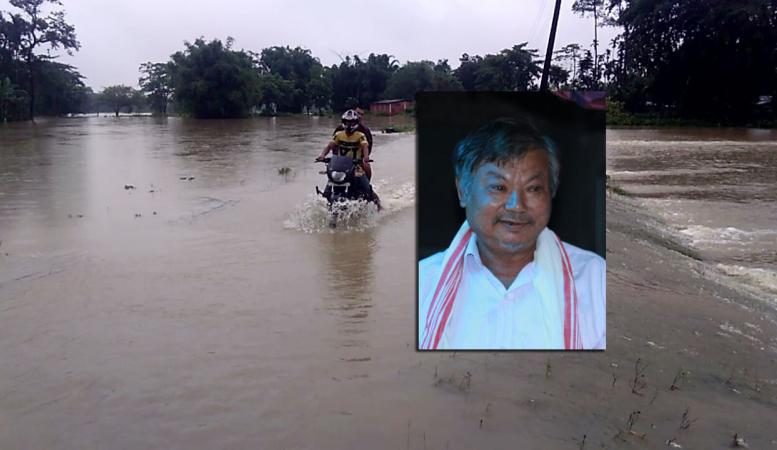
[417,92,606,351]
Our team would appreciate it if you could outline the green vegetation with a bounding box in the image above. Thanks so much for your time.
[328,53,397,111]
[607,100,777,128]
[605,174,632,196]
[139,62,173,116]
[139,40,549,119]
[99,85,139,117]
[0,0,81,121]
[0,76,23,121]
[571,0,610,84]
[456,44,542,91]
[383,60,462,99]
[258,46,329,114]
[607,184,632,197]
[602,0,777,125]
[1,0,775,123]
[168,38,260,118]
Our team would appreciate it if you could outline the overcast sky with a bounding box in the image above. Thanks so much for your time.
[1,0,620,90]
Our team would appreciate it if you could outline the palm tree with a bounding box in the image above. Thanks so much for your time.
[572,0,606,87]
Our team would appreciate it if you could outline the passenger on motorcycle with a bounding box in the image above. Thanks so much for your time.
[317,109,375,202]
[333,107,373,164]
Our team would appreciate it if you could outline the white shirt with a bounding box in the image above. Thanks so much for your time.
[419,234,606,350]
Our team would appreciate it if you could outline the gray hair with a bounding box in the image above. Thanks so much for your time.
[453,117,561,201]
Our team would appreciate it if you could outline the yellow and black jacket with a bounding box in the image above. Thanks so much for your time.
[331,130,368,160]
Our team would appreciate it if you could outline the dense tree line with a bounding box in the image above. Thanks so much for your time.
[2,0,775,123]
[134,40,551,118]
[0,0,82,120]
[565,0,777,123]
[629,0,776,123]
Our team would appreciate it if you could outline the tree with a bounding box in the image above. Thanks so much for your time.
[358,53,399,106]
[139,62,173,115]
[548,64,570,90]
[328,53,398,111]
[554,43,583,87]
[576,50,598,89]
[0,77,14,121]
[1,7,84,120]
[478,45,540,90]
[259,46,329,113]
[383,62,434,99]
[614,0,777,122]
[454,53,483,90]
[383,61,462,99]
[2,0,79,119]
[305,74,330,113]
[34,60,87,114]
[328,57,359,111]
[168,37,260,118]
[0,12,24,69]
[129,88,146,113]
[99,85,134,116]
[453,44,541,91]
[0,76,26,121]
[572,0,606,87]
[433,59,452,74]
[255,72,294,114]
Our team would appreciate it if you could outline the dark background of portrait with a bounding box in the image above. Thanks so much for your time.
[416,91,605,260]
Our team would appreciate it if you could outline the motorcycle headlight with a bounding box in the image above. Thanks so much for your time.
[331,171,346,182]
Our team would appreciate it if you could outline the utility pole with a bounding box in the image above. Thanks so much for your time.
[540,0,563,91]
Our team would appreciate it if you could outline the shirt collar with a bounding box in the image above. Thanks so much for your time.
[464,232,537,290]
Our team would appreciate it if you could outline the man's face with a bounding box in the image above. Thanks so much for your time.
[457,148,552,256]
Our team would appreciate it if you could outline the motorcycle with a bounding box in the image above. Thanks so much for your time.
[315,155,381,227]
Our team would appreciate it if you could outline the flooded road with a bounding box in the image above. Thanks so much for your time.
[0,115,412,250]
[3,119,777,449]
[0,116,423,449]
[607,128,777,301]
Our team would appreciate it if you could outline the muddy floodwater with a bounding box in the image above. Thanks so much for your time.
[2,119,777,449]
[608,128,777,303]
[1,116,422,449]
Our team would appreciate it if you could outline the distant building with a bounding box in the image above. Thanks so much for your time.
[369,99,413,116]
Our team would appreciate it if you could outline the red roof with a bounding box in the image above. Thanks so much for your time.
[370,99,412,105]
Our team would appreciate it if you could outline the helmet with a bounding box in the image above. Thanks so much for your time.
[341,109,359,132]
[342,109,359,121]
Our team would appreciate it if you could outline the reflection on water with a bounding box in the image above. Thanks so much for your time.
[0,115,418,449]
[607,127,777,298]
[320,231,377,362]
[0,115,419,449]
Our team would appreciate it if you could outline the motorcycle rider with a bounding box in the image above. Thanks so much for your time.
[333,107,373,161]
[317,110,380,208]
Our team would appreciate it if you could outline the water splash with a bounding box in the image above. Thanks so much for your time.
[680,225,777,246]
[283,195,378,233]
[715,264,777,299]
[373,180,416,212]
[284,180,415,233]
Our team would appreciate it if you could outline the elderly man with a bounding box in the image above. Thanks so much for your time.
[418,118,605,350]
